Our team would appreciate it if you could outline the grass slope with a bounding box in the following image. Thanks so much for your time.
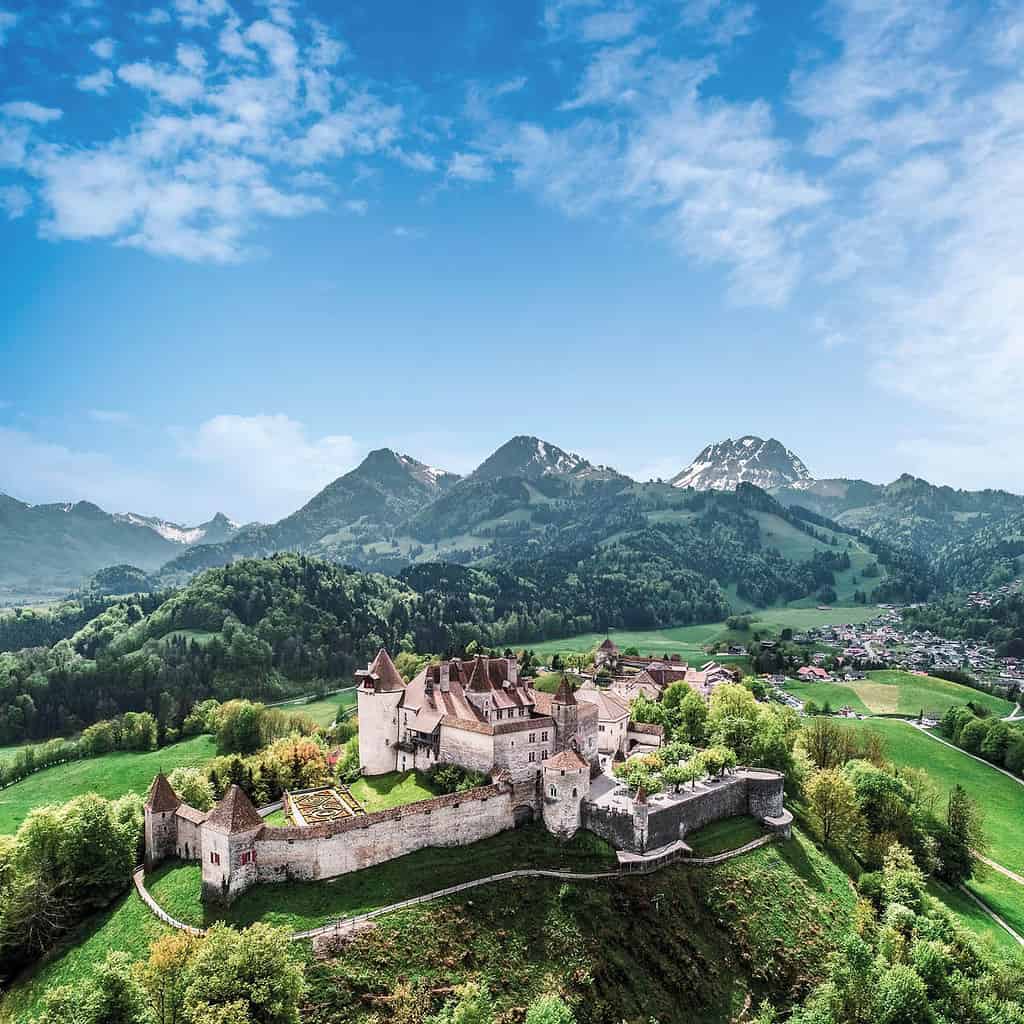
[528,607,880,658]
[147,824,617,933]
[347,770,441,812]
[0,735,217,835]
[835,719,1024,876]
[686,815,765,856]
[785,671,1011,719]
[926,879,1020,952]
[967,869,1024,943]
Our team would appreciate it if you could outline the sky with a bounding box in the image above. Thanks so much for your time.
[2,0,1024,524]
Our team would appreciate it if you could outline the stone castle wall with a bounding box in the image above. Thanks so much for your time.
[253,782,517,887]
[582,769,785,854]
[144,808,178,870]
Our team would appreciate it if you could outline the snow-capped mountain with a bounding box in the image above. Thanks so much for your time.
[113,511,241,546]
[671,436,812,491]
[469,436,622,482]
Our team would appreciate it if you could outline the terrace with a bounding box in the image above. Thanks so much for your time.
[284,786,365,827]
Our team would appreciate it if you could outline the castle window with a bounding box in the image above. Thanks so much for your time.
[542,749,548,759]
[572,788,578,798]
[528,752,535,763]
[599,724,605,732]
[210,852,221,866]
[529,733,536,743]
[549,785,557,798]
[541,731,548,741]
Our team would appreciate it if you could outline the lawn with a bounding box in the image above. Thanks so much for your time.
[291,689,357,728]
[926,879,1020,952]
[966,866,1024,943]
[0,889,170,1024]
[146,823,618,933]
[526,606,880,659]
[783,680,872,714]
[347,770,442,812]
[686,815,765,856]
[0,734,218,834]
[531,671,584,693]
[834,719,1024,877]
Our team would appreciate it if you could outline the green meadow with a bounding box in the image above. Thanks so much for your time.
[0,735,217,835]
[526,606,880,659]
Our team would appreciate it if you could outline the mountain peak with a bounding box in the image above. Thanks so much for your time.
[671,436,812,491]
[351,448,459,492]
[470,436,622,482]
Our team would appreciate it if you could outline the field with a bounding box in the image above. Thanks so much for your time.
[782,680,872,714]
[926,879,1020,951]
[527,606,880,659]
[685,815,764,856]
[280,688,357,728]
[0,734,217,834]
[347,770,441,812]
[144,824,617,932]
[834,719,1024,877]
[968,868,1024,942]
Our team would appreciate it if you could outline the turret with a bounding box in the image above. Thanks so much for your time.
[144,772,180,870]
[464,655,493,720]
[551,675,578,750]
[201,785,264,904]
[356,649,406,776]
[542,749,589,839]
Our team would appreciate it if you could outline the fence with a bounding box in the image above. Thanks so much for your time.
[132,866,204,937]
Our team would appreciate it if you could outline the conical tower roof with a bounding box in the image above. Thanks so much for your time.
[368,648,405,692]
[553,674,576,705]
[205,785,264,834]
[468,655,492,693]
[146,772,180,813]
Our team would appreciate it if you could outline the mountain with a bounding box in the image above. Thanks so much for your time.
[468,436,623,483]
[155,448,461,583]
[114,510,241,546]
[0,494,237,604]
[671,437,812,491]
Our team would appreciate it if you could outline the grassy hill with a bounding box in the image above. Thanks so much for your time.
[0,735,217,835]
[0,830,860,1024]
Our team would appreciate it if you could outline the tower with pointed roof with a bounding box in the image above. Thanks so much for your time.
[551,674,579,752]
[464,655,494,720]
[542,748,589,838]
[201,784,265,904]
[356,648,406,776]
[144,772,181,870]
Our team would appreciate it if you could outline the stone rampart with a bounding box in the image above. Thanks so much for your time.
[254,782,516,884]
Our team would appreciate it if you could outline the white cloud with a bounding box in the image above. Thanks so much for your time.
[1,102,63,124]
[134,7,171,25]
[90,36,116,60]
[447,151,492,182]
[117,60,205,105]
[0,185,30,219]
[178,414,363,519]
[579,9,644,42]
[681,0,756,47]
[394,149,436,173]
[77,68,115,95]
[343,198,368,215]
[176,42,207,74]
[172,0,228,29]
[0,10,17,46]
[393,225,424,238]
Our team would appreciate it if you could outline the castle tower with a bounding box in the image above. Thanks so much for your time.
[542,749,589,839]
[356,648,406,776]
[144,772,181,871]
[201,785,265,904]
[633,784,650,853]
[551,675,578,751]
[464,655,494,720]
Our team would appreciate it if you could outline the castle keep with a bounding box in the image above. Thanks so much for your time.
[144,648,789,904]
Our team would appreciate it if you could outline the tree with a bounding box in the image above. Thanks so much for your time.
[525,995,575,1024]
[881,843,926,911]
[674,689,709,744]
[36,951,149,1024]
[137,932,198,1024]
[167,767,215,812]
[428,981,495,1024]
[805,768,864,848]
[183,923,305,1024]
[941,784,985,884]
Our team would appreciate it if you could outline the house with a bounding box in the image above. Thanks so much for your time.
[594,637,620,670]
[609,670,663,703]
[575,678,631,760]
[797,666,830,681]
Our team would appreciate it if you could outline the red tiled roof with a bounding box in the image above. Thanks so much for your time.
[543,749,588,771]
[146,773,180,813]
[368,648,405,692]
[205,785,264,835]
[553,675,576,705]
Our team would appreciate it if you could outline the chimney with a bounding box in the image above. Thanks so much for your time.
[439,661,450,693]
[506,658,518,685]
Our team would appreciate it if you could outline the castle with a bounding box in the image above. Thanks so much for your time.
[144,649,789,904]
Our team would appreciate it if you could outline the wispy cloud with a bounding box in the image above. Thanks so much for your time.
[447,152,492,183]
[7,5,414,263]
[90,36,116,59]
[0,9,18,45]
[0,185,30,219]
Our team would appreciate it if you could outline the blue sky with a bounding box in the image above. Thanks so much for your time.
[2,0,1023,523]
